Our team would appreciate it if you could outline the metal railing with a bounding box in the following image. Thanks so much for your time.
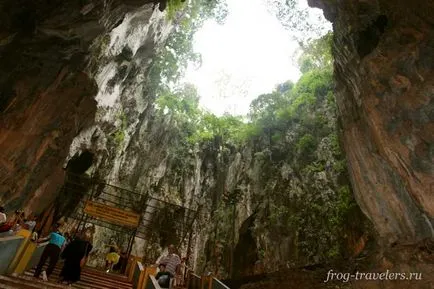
[146,275,161,289]
[188,273,201,289]
[127,262,231,289]
[186,271,231,289]
[212,277,231,289]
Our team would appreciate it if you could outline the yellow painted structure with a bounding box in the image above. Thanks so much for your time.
[11,240,38,274]
[127,255,142,282]
[7,229,31,274]
[142,266,157,289]
[84,201,140,227]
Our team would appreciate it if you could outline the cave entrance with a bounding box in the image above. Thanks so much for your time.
[36,151,95,235]
[55,151,95,223]
[66,150,94,174]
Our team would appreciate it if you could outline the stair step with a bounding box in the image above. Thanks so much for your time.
[28,266,130,280]
[23,272,131,289]
[26,270,131,286]
[0,284,18,289]
[2,261,134,289]
[20,273,122,289]
[0,275,66,289]
[26,268,131,288]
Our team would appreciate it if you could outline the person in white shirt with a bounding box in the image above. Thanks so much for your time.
[24,214,37,232]
[157,244,181,287]
[0,206,7,225]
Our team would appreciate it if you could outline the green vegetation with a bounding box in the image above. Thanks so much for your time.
[146,0,358,267]
[150,0,228,90]
[167,0,186,19]
[112,110,128,146]
[151,30,357,264]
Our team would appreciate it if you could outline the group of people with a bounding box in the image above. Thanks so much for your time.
[1,206,192,288]
[1,205,95,285]
[33,224,93,286]
[0,207,38,237]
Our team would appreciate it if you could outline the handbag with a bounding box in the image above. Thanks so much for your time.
[80,242,89,268]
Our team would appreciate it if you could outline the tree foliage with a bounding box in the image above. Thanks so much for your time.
[265,0,331,44]
[150,0,228,93]
[298,32,333,73]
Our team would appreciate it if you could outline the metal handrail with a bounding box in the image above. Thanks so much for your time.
[188,273,201,289]
[146,275,162,289]
[186,272,230,289]
[212,277,231,289]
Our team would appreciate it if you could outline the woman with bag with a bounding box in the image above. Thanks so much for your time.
[59,231,93,285]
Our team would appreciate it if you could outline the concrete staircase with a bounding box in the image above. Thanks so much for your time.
[0,264,133,289]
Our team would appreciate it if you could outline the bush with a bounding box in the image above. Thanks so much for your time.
[296,134,316,154]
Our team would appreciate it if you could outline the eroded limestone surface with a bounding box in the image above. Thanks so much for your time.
[310,0,434,244]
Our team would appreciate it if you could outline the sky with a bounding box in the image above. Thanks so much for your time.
[183,0,331,116]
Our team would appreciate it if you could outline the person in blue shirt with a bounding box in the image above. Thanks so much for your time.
[33,223,66,281]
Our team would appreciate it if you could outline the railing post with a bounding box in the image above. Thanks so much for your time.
[128,256,141,282]
[208,275,213,289]
[142,265,157,289]
[132,261,146,289]
[200,275,205,289]
[185,271,191,289]
[201,274,213,289]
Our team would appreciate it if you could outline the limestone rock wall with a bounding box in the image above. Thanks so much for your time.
[0,0,167,213]
[309,0,434,245]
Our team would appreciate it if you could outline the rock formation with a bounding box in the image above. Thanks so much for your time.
[0,0,169,213]
[0,0,433,287]
[308,0,434,245]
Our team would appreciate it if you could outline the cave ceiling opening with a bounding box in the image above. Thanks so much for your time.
[181,0,332,116]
